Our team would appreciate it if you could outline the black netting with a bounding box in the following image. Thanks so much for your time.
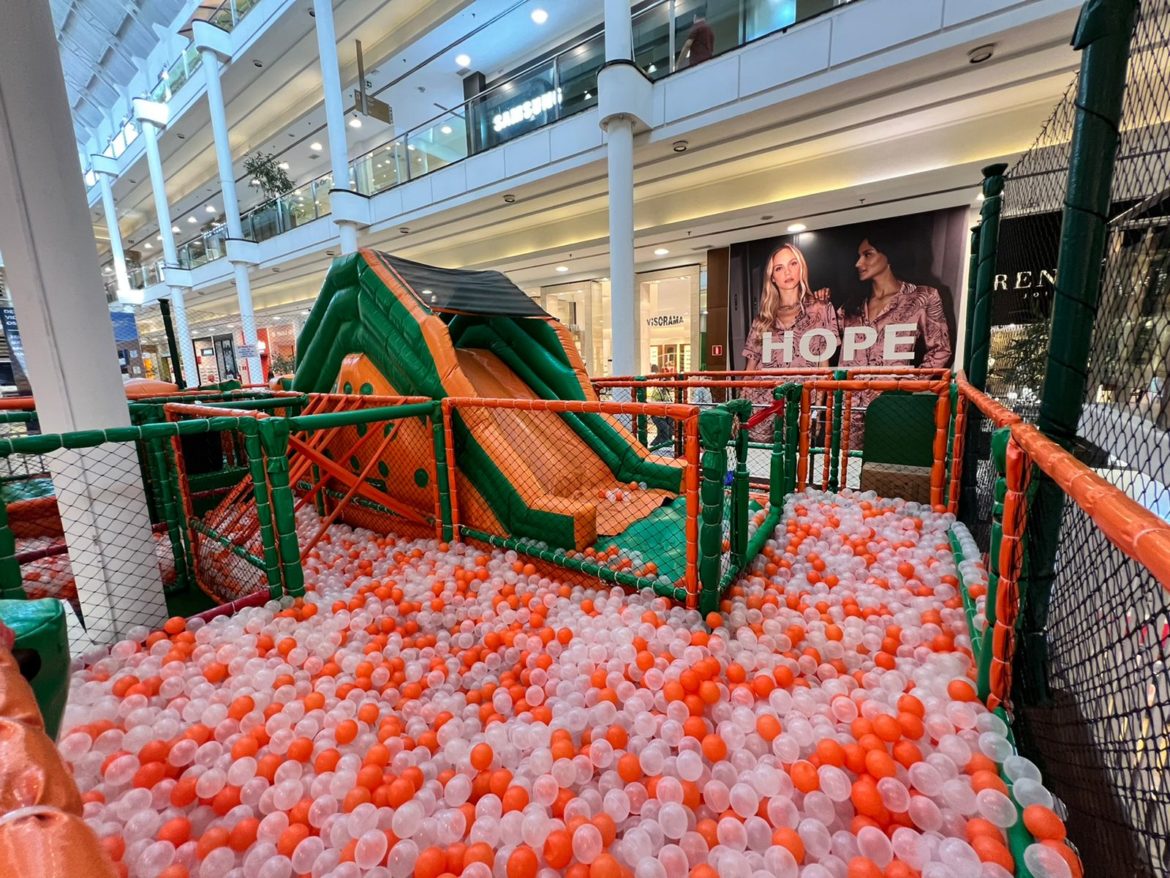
[1014,489,1170,877]
[1077,0,1170,519]
[986,77,1079,417]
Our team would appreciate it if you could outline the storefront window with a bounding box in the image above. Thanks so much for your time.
[638,266,702,374]
[471,60,561,152]
[541,280,611,376]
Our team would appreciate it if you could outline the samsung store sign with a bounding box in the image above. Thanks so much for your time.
[492,88,562,133]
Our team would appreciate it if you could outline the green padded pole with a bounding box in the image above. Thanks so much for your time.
[1024,0,1139,705]
[430,403,454,543]
[967,164,1008,392]
[243,427,284,599]
[698,407,733,617]
[258,420,304,598]
[962,224,982,375]
[829,369,846,492]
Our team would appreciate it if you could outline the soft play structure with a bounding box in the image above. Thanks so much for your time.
[292,250,686,551]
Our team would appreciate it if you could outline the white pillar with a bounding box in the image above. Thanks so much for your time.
[601,0,641,377]
[93,157,130,301]
[134,101,199,387]
[193,23,263,385]
[312,0,360,254]
[0,0,168,649]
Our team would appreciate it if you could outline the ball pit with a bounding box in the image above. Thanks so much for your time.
[56,490,1079,878]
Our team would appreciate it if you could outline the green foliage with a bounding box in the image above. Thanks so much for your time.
[244,151,294,200]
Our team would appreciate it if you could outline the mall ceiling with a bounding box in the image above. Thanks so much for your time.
[52,0,186,142]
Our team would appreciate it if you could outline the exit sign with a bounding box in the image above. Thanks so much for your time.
[710,344,724,357]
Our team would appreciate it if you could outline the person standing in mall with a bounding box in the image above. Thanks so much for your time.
[677,12,715,69]
[741,242,837,440]
[648,364,675,448]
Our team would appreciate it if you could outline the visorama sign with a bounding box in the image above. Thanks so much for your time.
[492,88,562,132]
[757,324,920,364]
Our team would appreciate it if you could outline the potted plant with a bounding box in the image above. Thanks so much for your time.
[243,151,294,238]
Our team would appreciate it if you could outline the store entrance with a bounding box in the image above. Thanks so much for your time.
[638,266,701,375]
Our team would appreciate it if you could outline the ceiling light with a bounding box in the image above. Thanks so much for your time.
[310,141,322,151]
[187,216,197,223]
[250,178,261,185]
[422,289,433,296]
[407,144,415,151]
[654,247,669,256]
[155,234,163,240]
[278,162,290,170]
[503,193,516,204]
[672,140,688,152]
[205,205,217,213]
[584,91,592,99]
[647,63,656,73]
[787,223,807,233]
[172,226,181,233]
[555,266,569,273]
[531,8,549,24]
[455,53,471,68]
[252,59,263,68]
[349,116,362,128]
[144,242,153,249]
[440,125,452,135]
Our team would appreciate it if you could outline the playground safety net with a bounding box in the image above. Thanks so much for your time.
[985,76,1078,417]
[993,2,1170,874]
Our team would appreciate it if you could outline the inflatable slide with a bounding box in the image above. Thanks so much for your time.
[292,250,684,551]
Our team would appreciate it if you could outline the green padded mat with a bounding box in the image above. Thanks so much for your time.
[0,598,69,739]
[595,495,763,585]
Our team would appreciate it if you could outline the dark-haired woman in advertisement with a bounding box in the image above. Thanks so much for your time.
[838,236,952,448]
[741,243,837,441]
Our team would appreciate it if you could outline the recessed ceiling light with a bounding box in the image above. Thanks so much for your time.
[440,125,452,135]
[310,141,323,151]
[531,8,548,24]
[647,63,656,73]
[172,226,181,234]
[187,216,197,223]
[672,140,688,152]
[455,53,471,68]
[252,59,263,68]
[422,289,433,296]
[144,242,153,249]
[787,223,807,233]
[156,234,163,240]
[503,194,516,203]
[555,266,569,273]
[278,162,290,170]
[250,178,261,185]
[654,247,669,256]
[205,205,217,213]
[349,116,362,128]
[968,44,995,64]
[584,91,592,99]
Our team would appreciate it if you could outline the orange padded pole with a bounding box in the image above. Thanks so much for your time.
[930,386,951,510]
[797,387,811,492]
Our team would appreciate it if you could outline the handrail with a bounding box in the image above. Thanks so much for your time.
[956,372,1170,588]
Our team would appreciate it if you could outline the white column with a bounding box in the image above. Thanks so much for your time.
[312,0,360,254]
[0,0,167,649]
[134,101,199,387]
[93,158,130,300]
[193,23,263,385]
[602,0,639,377]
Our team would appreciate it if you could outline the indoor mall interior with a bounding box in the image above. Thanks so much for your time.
[0,1,1167,877]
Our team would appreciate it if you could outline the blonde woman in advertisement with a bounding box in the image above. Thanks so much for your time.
[741,243,837,440]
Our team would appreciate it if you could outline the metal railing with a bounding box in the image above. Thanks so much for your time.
[163,0,859,264]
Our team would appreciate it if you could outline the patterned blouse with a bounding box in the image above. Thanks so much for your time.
[837,281,952,369]
[742,299,839,369]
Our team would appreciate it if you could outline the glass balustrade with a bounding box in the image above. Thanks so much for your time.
[157,0,859,265]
